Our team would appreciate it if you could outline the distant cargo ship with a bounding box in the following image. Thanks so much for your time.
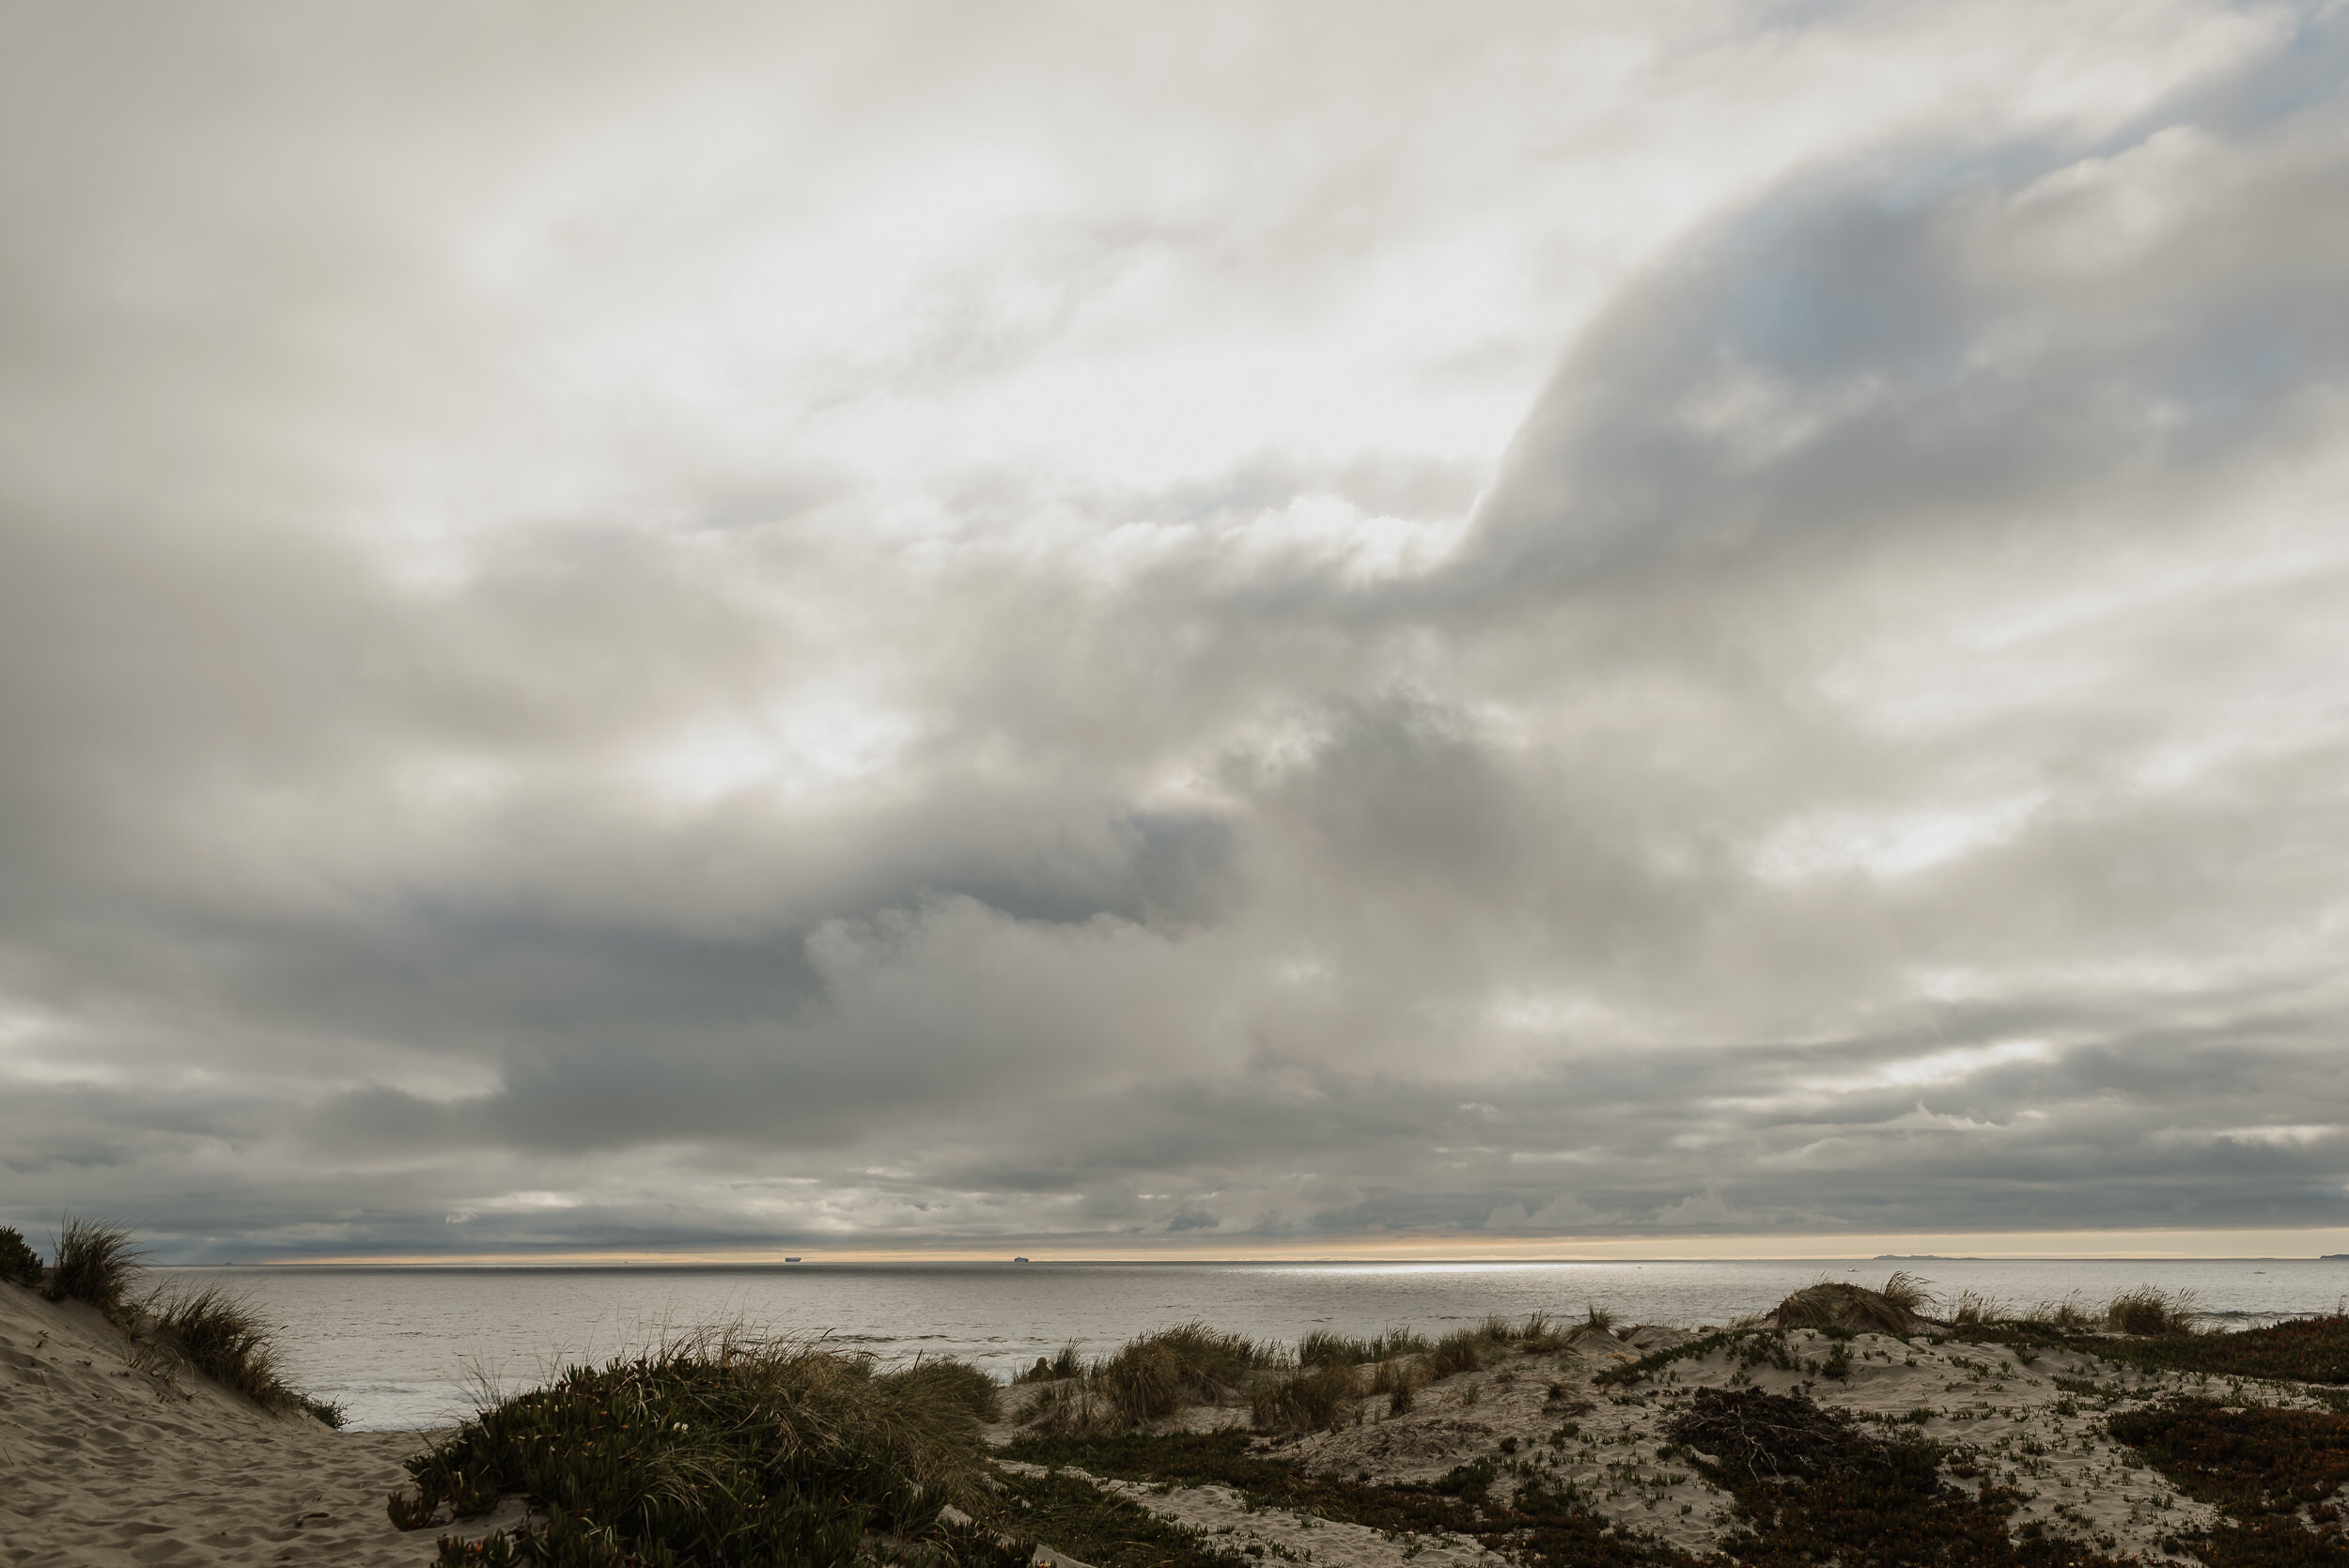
[1013,1256,1030,1264]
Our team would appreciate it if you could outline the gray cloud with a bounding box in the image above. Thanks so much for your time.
[3,3,2346,1258]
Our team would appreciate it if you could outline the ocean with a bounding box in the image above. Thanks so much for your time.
[155,1256,2349,1430]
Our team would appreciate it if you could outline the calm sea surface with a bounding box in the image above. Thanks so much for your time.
[155,1257,2349,1430]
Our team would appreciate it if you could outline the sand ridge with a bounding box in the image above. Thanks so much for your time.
[0,1277,437,1566]
[986,1323,2284,1566]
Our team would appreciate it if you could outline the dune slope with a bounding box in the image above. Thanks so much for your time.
[0,1278,428,1567]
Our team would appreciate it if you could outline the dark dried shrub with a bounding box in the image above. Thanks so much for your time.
[1664,1386,1878,1480]
[1771,1278,1922,1337]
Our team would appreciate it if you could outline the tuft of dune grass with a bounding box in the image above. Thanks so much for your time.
[1013,1340,1084,1383]
[44,1216,142,1318]
[0,1225,41,1289]
[2104,1285,2201,1337]
[889,1354,1003,1423]
[1426,1326,1484,1379]
[1298,1327,1428,1369]
[148,1283,347,1426]
[1251,1362,1362,1434]
[396,1328,1003,1562]
[1945,1287,2001,1327]
[1021,1321,1280,1433]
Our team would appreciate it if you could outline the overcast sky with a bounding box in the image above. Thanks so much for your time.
[4,2,2347,1262]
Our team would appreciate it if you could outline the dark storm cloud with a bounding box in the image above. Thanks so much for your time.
[2,2,2345,1256]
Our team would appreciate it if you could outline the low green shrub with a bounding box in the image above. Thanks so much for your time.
[397,1331,1000,1564]
[980,1468,1225,1568]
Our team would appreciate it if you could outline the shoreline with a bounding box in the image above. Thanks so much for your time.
[8,1271,2347,1566]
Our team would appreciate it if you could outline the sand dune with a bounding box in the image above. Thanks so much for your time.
[0,1278,432,1566]
[983,1322,2258,1566]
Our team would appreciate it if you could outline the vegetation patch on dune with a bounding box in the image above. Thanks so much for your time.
[1004,1429,1693,1567]
[2077,1314,2349,1386]
[1668,1387,2130,1568]
[986,1467,1246,1568]
[2110,1399,2349,1565]
[399,1332,1022,1566]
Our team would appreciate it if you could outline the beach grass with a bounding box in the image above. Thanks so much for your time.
[0,1224,40,1288]
[1249,1361,1362,1433]
[147,1282,346,1426]
[43,1216,143,1318]
[12,1216,343,1422]
[1019,1322,1283,1434]
[1296,1326,1427,1368]
[1426,1325,1485,1378]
